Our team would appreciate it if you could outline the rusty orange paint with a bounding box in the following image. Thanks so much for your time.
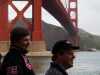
[32,0,43,41]
[0,0,9,41]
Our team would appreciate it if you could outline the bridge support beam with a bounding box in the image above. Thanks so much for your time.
[28,1,51,75]
[31,0,47,52]
[0,0,9,52]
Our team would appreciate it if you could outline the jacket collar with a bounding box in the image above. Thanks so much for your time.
[51,62,68,75]
[9,46,28,55]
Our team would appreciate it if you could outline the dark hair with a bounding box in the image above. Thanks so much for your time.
[10,27,30,44]
[52,40,79,55]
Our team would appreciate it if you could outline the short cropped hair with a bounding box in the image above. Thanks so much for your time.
[10,27,30,43]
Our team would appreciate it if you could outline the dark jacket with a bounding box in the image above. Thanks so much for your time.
[1,47,35,75]
[45,62,68,75]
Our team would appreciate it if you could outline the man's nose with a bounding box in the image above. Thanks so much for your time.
[72,54,75,59]
[29,40,31,45]
[27,40,31,45]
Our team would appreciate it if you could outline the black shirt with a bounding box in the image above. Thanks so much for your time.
[1,47,35,75]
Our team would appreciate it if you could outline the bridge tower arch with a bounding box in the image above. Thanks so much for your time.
[0,0,79,52]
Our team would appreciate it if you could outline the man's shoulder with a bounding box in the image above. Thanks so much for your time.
[7,51,20,57]
[3,51,22,63]
[45,62,68,75]
[45,67,63,75]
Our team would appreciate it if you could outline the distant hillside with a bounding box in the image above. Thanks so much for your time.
[42,21,69,50]
[42,21,100,50]
[79,29,100,50]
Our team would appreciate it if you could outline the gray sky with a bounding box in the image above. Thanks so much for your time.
[42,0,100,35]
[78,0,100,35]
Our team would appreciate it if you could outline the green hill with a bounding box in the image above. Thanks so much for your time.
[42,21,100,50]
[79,29,100,50]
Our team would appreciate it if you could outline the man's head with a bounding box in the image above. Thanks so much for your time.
[52,40,79,69]
[10,27,31,50]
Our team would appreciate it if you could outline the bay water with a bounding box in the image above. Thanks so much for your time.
[68,51,100,75]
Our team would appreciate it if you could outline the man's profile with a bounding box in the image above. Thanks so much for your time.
[1,27,35,75]
[45,40,79,75]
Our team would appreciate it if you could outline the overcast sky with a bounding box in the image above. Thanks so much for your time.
[42,0,100,35]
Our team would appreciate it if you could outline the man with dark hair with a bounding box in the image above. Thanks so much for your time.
[45,40,79,75]
[1,27,35,75]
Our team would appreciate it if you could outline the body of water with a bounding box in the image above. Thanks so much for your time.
[68,51,100,75]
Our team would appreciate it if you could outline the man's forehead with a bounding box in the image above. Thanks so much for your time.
[19,35,31,41]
